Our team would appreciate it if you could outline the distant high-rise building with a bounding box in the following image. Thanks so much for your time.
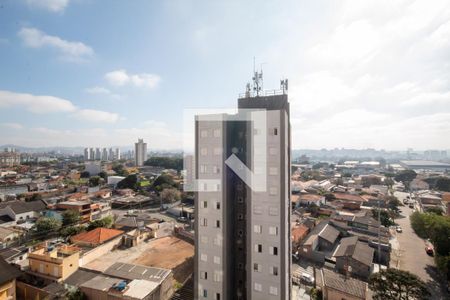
[135,139,147,166]
[95,148,101,160]
[108,148,114,161]
[115,148,121,160]
[194,80,291,299]
[84,148,90,160]
[102,148,108,161]
[89,148,95,160]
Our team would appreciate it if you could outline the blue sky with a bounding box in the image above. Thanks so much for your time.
[1,0,450,150]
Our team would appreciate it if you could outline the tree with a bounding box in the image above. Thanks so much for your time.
[369,268,430,300]
[116,174,138,190]
[152,174,177,191]
[394,170,417,189]
[436,177,450,192]
[88,176,101,187]
[60,225,86,238]
[88,216,113,230]
[144,156,183,171]
[25,193,42,202]
[35,217,61,235]
[67,289,86,300]
[386,196,402,214]
[112,164,128,177]
[361,176,382,188]
[372,209,394,227]
[80,171,90,178]
[62,210,80,226]
[160,188,181,203]
[98,171,108,180]
[427,207,444,215]
[324,193,336,203]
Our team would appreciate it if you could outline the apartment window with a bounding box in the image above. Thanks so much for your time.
[254,263,262,272]
[237,196,244,203]
[200,271,208,280]
[212,165,220,173]
[269,246,278,256]
[215,183,221,191]
[200,148,208,156]
[269,187,278,195]
[254,225,262,234]
[270,266,278,276]
[253,205,262,215]
[273,128,278,135]
[214,237,222,246]
[269,226,278,236]
[254,244,262,253]
[202,201,207,208]
[200,254,207,262]
[200,165,207,174]
[215,293,221,300]
[216,202,220,209]
[201,218,207,227]
[213,147,222,155]
[269,167,278,175]
[200,130,208,138]
[213,129,221,137]
[238,214,244,220]
[269,147,278,155]
[216,220,220,228]
[213,256,221,264]
[203,289,208,298]
[200,236,208,244]
[254,283,262,292]
[269,206,279,216]
[269,286,278,296]
[214,271,222,282]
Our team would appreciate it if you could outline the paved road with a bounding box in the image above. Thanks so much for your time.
[393,194,447,299]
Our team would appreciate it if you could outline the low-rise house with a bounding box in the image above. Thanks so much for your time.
[409,179,429,191]
[90,201,111,221]
[299,221,340,264]
[0,227,21,249]
[322,269,367,300]
[291,224,309,250]
[333,236,374,280]
[297,194,325,207]
[71,227,124,248]
[27,243,80,283]
[331,193,366,210]
[0,200,46,224]
[56,200,92,223]
[0,257,22,300]
[116,189,134,197]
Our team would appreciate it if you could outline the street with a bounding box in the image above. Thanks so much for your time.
[392,192,447,299]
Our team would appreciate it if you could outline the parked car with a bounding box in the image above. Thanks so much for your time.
[425,246,434,256]
[177,216,188,223]
[409,203,414,209]
[300,273,314,285]
[396,226,402,233]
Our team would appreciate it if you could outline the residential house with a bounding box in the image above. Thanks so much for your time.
[291,224,310,251]
[322,269,367,300]
[331,193,366,210]
[333,236,374,280]
[0,257,22,300]
[0,200,46,224]
[56,201,92,223]
[90,202,111,221]
[0,227,20,249]
[297,194,325,207]
[299,221,340,264]
[409,179,429,191]
[70,227,124,248]
[27,243,80,282]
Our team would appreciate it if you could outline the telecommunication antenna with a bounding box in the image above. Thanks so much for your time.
[252,57,264,96]
[280,79,289,94]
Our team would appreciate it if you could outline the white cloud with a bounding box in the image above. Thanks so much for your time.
[84,86,121,99]
[0,123,23,130]
[0,90,76,113]
[0,90,122,124]
[105,69,160,89]
[26,0,69,13]
[18,27,93,61]
[72,109,120,123]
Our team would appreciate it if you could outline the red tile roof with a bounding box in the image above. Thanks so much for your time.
[291,224,309,242]
[71,227,124,246]
[333,193,366,203]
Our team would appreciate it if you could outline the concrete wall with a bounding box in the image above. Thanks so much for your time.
[79,235,122,266]
[325,287,365,300]
[0,279,16,300]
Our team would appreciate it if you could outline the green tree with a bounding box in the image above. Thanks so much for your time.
[88,216,114,230]
[62,210,80,226]
[394,170,417,189]
[98,171,108,180]
[88,176,101,187]
[427,207,444,215]
[25,193,43,202]
[361,176,382,188]
[112,164,129,176]
[160,188,181,203]
[152,174,177,190]
[80,171,90,178]
[60,225,86,238]
[144,156,183,171]
[35,217,61,235]
[436,177,450,192]
[67,289,87,300]
[372,209,394,227]
[369,268,430,300]
[116,174,138,190]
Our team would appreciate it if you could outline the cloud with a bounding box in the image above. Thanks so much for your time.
[0,90,76,113]
[26,0,70,13]
[18,27,93,61]
[0,123,23,130]
[0,90,122,123]
[72,109,121,123]
[105,69,160,89]
[84,86,121,99]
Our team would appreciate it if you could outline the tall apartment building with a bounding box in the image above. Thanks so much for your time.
[115,148,121,160]
[89,148,95,161]
[135,139,147,166]
[84,148,91,160]
[194,87,291,299]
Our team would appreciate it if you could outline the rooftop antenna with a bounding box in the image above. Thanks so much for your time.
[280,78,289,94]
[252,57,263,97]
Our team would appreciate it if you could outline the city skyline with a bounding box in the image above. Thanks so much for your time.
[1,0,450,150]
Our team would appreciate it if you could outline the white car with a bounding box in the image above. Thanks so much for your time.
[300,273,314,284]
[396,226,402,233]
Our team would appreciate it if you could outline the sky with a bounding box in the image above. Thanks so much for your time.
[0,0,449,150]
